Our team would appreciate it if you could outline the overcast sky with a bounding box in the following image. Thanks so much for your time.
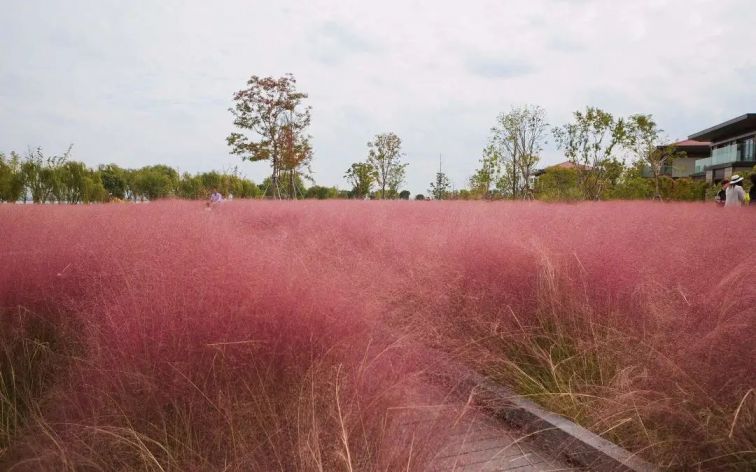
[1,0,755,194]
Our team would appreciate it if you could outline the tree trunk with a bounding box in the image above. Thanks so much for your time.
[653,168,662,201]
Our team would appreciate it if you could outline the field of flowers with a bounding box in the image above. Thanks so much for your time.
[1,200,754,470]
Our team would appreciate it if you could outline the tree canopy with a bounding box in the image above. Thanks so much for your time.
[227,74,312,199]
[366,132,407,199]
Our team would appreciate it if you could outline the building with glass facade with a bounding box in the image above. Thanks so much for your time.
[646,139,710,178]
[689,113,756,184]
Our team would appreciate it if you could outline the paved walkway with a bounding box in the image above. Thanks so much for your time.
[389,381,584,472]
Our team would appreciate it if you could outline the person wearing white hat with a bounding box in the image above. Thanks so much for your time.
[725,174,745,207]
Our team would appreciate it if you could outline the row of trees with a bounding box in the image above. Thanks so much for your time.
[225,73,713,203]
[226,74,414,200]
[1,69,727,204]
[0,148,267,203]
[463,106,694,201]
[344,132,409,199]
[334,105,710,202]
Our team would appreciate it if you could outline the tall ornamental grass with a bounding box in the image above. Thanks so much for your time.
[1,200,753,470]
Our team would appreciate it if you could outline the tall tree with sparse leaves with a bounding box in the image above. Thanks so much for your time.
[227,74,311,199]
[553,107,627,200]
[489,105,548,199]
[429,171,451,200]
[366,132,407,199]
[470,143,500,199]
[625,114,686,201]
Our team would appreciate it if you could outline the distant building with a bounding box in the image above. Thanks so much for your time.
[537,114,756,186]
[530,161,591,190]
[689,113,756,184]
[643,139,711,179]
[528,161,591,189]
[532,161,590,176]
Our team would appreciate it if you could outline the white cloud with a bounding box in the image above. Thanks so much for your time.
[1,0,754,194]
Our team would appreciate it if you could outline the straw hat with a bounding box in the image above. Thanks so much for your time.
[730,174,744,184]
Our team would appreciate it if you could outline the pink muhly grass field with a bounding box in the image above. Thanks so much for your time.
[1,200,754,470]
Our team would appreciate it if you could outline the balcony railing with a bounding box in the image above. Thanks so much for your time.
[694,157,711,173]
[711,139,755,165]
[695,138,755,173]
[712,144,737,165]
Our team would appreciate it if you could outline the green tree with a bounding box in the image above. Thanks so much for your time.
[57,161,92,203]
[278,122,313,199]
[227,74,311,199]
[535,166,582,201]
[469,144,500,199]
[489,105,548,199]
[553,107,627,200]
[398,190,411,200]
[132,165,178,201]
[177,172,204,199]
[607,160,653,200]
[366,132,407,199]
[664,177,707,201]
[0,152,25,202]
[344,162,374,199]
[81,173,109,203]
[454,189,473,200]
[305,185,340,199]
[56,161,108,204]
[235,178,261,198]
[429,171,451,200]
[415,194,425,200]
[625,114,686,201]
[22,146,70,203]
[97,164,128,200]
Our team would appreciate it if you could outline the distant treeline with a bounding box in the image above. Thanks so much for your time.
[0,147,355,203]
[1,146,747,204]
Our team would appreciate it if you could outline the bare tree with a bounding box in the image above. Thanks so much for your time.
[487,105,548,199]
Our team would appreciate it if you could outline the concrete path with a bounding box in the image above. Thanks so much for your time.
[388,381,584,472]
[430,414,580,471]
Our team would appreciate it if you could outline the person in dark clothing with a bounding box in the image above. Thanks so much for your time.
[716,179,729,206]
[750,174,756,206]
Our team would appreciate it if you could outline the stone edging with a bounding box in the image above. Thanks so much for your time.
[426,354,659,472]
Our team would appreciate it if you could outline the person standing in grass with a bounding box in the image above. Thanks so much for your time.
[207,188,223,209]
[716,179,729,206]
[725,175,745,207]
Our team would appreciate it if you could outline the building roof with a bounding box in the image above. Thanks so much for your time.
[672,139,711,148]
[549,161,591,170]
[533,161,591,176]
[656,139,711,158]
[689,114,756,143]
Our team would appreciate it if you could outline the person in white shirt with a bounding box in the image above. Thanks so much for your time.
[725,175,745,207]
[207,188,223,208]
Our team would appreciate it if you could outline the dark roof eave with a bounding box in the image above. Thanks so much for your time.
[689,113,756,142]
